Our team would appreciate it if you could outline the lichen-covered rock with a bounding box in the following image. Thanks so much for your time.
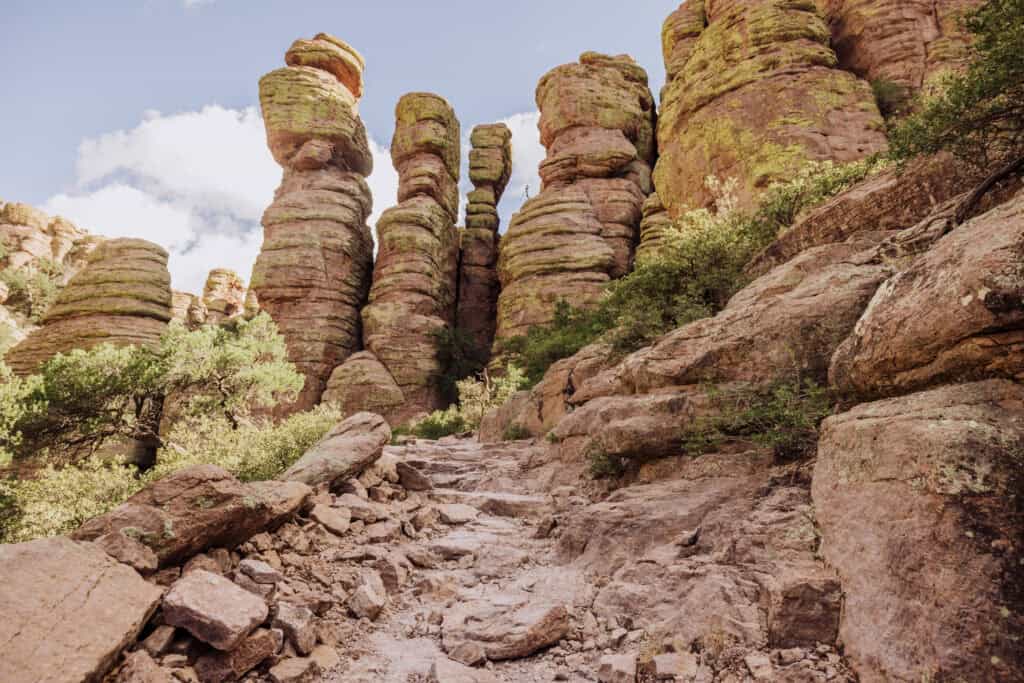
[321,350,405,418]
[279,411,390,489]
[252,35,376,412]
[831,191,1024,400]
[826,0,984,97]
[493,54,654,356]
[345,93,460,423]
[813,380,1024,682]
[202,268,245,324]
[457,124,512,364]
[5,238,172,376]
[654,0,888,215]
[635,192,672,264]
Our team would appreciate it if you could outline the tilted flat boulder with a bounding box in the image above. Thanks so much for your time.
[813,380,1024,681]
[5,237,172,376]
[831,191,1024,400]
[74,464,311,567]
[279,412,390,488]
[163,569,269,651]
[0,537,163,683]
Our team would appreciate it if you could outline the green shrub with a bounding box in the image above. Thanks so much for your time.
[588,449,627,479]
[433,327,488,405]
[682,377,834,463]
[890,0,1024,166]
[411,409,467,440]
[0,363,44,467]
[504,161,884,383]
[503,424,531,441]
[872,78,909,119]
[0,259,64,323]
[411,365,530,438]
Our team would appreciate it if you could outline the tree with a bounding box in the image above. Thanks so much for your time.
[9,313,303,467]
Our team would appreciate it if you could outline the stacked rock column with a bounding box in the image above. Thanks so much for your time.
[492,53,656,355]
[457,124,512,365]
[250,34,375,412]
[326,93,461,424]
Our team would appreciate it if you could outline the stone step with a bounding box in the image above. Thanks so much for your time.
[430,488,550,519]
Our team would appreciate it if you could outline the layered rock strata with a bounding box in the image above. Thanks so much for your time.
[456,124,512,364]
[250,33,375,412]
[5,238,172,375]
[655,0,888,215]
[494,53,655,352]
[329,92,461,424]
[202,268,246,324]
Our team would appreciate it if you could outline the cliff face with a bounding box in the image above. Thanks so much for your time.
[493,53,655,354]
[654,0,888,216]
[249,34,376,413]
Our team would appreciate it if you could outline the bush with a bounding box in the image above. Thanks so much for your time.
[433,327,488,405]
[503,424,531,441]
[682,377,834,463]
[411,365,529,438]
[890,0,1024,166]
[504,161,884,383]
[588,449,627,479]
[872,78,909,119]
[0,363,44,467]
[0,259,64,323]
[410,409,467,440]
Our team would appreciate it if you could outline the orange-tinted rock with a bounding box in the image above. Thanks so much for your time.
[457,124,512,364]
[826,0,983,97]
[654,0,888,215]
[202,268,245,324]
[251,35,375,412]
[493,54,654,355]
[635,192,672,264]
[831,191,1024,400]
[171,290,208,329]
[5,238,172,375]
[813,380,1024,681]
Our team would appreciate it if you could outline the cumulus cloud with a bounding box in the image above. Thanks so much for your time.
[44,105,399,294]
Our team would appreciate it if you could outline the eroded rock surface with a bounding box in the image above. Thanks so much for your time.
[202,268,246,324]
[251,33,375,412]
[280,412,390,489]
[5,238,172,376]
[655,0,888,215]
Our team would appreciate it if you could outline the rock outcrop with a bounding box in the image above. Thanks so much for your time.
[813,380,1024,682]
[0,202,93,277]
[826,0,984,98]
[202,268,246,324]
[494,53,655,352]
[170,290,208,329]
[250,33,375,412]
[5,238,172,375]
[279,411,390,489]
[330,92,461,424]
[655,0,888,215]
[831,190,1024,400]
[0,537,163,683]
[456,124,512,364]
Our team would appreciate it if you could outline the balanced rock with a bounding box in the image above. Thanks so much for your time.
[494,53,654,354]
[74,464,311,567]
[333,92,461,424]
[251,33,375,412]
[279,411,390,489]
[457,123,512,363]
[654,0,888,215]
[813,380,1024,681]
[5,237,172,376]
[202,268,245,324]
[0,537,163,683]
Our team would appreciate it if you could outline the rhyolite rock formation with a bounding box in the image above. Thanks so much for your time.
[655,0,888,215]
[5,238,172,376]
[457,124,512,364]
[494,53,655,353]
[329,92,461,424]
[250,33,375,412]
[202,268,246,325]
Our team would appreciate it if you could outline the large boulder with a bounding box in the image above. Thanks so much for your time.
[162,569,269,651]
[74,465,311,567]
[279,412,390,488]
[812,380,1024,682]
[5,238,172,376]
[0,537,162,683]
[251,34,375,412]
[201,268,245,324]
[321,351,405,418]
[831,191,1024,400]
[654,0,888,215]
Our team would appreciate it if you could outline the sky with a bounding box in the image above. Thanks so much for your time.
[1,0,676,292]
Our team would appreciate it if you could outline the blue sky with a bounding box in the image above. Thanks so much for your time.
[2,0,675,291]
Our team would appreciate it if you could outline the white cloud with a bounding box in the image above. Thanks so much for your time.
[44,106,399,294]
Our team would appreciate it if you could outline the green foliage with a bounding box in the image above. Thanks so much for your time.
[0,363,44,467]
[432,327,488,405]
[412,365,529,438]
[504,161,883,384]
[682,377,834,463]
[0,259,64,323]
[871,78,909,119]
[12,313,303,462]
[890,0,1024,166]
[588,449,627,479]
[503,424,531,441]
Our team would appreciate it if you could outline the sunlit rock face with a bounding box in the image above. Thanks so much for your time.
[493,53,655,356]
[250,34,375,413]
[654,0,888,217]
